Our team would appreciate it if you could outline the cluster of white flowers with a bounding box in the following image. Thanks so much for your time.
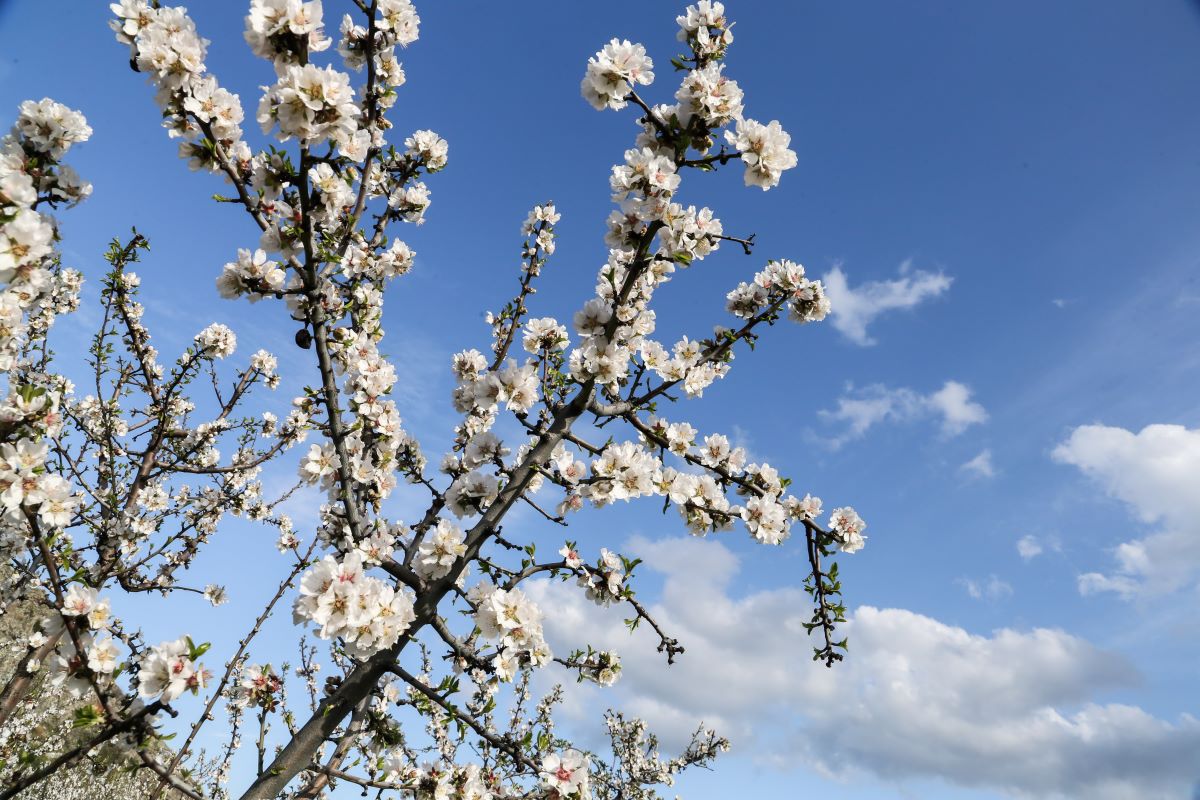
[244,0,331,68]
[0,438,77,532]
[724,118,799,190]
[308,161,355,220]
[553,5,806,419]
[445,470,500,519]
[337,0,421,137]
[405,129,449,172]
[522,317,568,355]
[414,518,466,580]
[545,409,863,550]
[444,205,567,471]
[0,395,71,568]
[581,39,655,111]
[461,431,507,470]
[294,327,424,509]
[661,468,736,534]
[581,649,622,687]
[11,99,93,161]
[377,0,421,40]
[786,492,824,522]
[292,552,417,657]
[182,76,245,145]
[566,245,722,398]
[676,63,744,128]
[258,63,359,147]
[725,258,830,324]
[611,147,681,202]
[452,353,540,421]
[352,522,400,564]
[111,2,205,87]
[696,431,745,470]
[60,585,111,625]
[342,237,416,282]
[231,663,283,710]
[739,493,791,545]
[39,586,121,696]
[138,637,210,702]
[829,506,867,553]
[577,548,628,606]
[562,121,740,400]
[584,4,795,192]
[0,100,89,370]
[584,441,662,507]
[216,247,285,300]
[655,202,723,261]
[194,321,238,358]
[602,711,730,793]
[385,179,431,224]
[44,632,110,698]
[112,0,249,171]
[381,760,496,800]
[676,1,734,58]
[247,0,379,151]
[342,0,419,55]
[540,749,590,799]
[523,202,561,265]
[471,583,551,682]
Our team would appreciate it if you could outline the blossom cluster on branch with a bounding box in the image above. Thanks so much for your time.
[0,2,869,799]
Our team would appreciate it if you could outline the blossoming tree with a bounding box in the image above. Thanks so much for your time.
[0,2,868,798]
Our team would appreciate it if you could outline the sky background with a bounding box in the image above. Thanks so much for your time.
[3,0,1200,797]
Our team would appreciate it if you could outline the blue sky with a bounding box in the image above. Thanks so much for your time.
[3,0,1200,797]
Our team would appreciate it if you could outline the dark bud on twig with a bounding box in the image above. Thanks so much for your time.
[295,328,313,349]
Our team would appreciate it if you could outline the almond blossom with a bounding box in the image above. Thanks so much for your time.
[0,3,869,799]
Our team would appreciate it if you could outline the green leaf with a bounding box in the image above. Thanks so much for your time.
[185,637,211,661]
[72,705,102,728]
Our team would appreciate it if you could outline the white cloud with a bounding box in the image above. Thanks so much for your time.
[1053,423,1200,598]
[958,574,1013,600]
[961,449,996,478]
[1018,535,1045,561]
[1077,573,1141,598]
[928,381,989,435]
[820,385,923,440]
[822,260,952,346]
[820,381,987,446]
[527,537,1200,799]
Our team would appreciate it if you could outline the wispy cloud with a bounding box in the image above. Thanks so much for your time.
[1014,534,1063,563]
[822,260,952,346]
[957,574,1013,601]
[960,448,996,478]
[1017,534,1044,561]
[819,380,987,447]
